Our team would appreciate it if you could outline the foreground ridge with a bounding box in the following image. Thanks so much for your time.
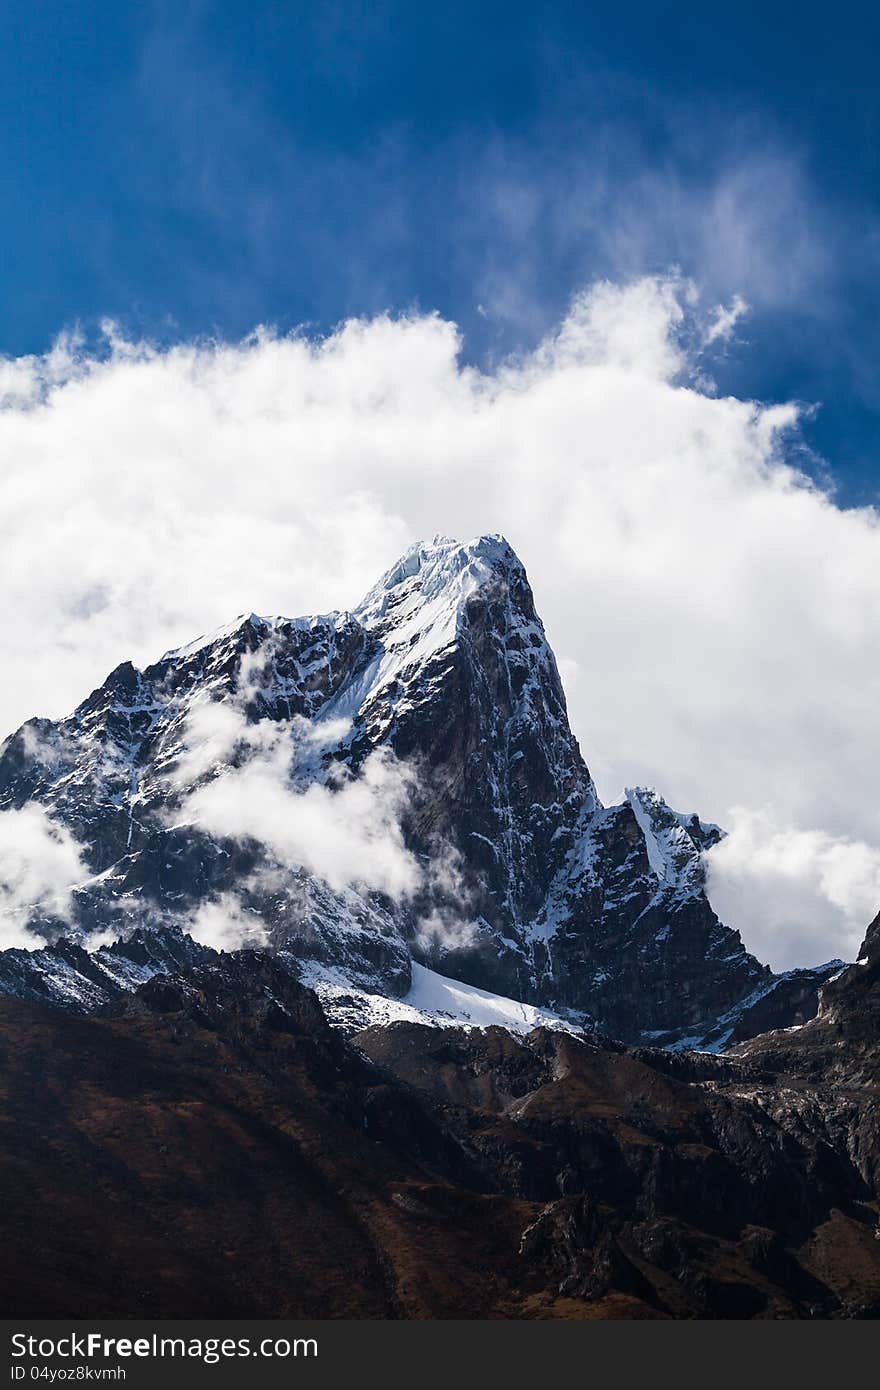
[0,929,877,1318]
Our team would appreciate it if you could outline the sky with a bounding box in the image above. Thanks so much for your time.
[2,0,879,497]
[1,2,880,969]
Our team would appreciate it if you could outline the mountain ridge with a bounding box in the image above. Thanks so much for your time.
[0,534,842,1045]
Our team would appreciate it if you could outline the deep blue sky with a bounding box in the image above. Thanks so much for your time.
[2,0,879,501]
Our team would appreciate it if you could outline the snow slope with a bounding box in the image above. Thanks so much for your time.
[298,958,587,1037]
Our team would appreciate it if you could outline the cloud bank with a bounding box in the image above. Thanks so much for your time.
[705,811,880,971]
[1,276,879,967]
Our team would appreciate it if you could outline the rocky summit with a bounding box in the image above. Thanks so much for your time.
[0,535,840,1045]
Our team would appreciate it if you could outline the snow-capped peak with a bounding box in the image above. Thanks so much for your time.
[354,533,523,628]
[313,533,540,729]
[159,536,525,679]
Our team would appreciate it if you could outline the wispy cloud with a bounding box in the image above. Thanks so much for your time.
[703,295,748,347]
[0,806,88,949]
[128,9,859,374]
[165,637,422,904]
[178,735,421,901]
[187,892,270,953]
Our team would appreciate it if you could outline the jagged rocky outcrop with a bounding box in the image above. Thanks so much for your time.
[0,925,216,1013]
[0,535,841,1044]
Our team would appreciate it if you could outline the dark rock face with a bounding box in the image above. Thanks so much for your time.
[0,948,877,1319]
[735,913,880,1084]
[731,913,880,1203]
[0,535,839,1043]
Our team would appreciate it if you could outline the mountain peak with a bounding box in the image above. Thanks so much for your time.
[0,533,812,1048]
[354,533,523,628]
[155,537,524,671]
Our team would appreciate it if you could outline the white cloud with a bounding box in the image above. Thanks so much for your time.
[0,806,88,948]
[167,698,256,789]
[172,693,422,902]
[156,641,422,916]
[532,275,689,378]
[1,276,880,965]
[187,893,270,953]
[706,810,880,970]
[184,747,420,900]
[161,639,422,904]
